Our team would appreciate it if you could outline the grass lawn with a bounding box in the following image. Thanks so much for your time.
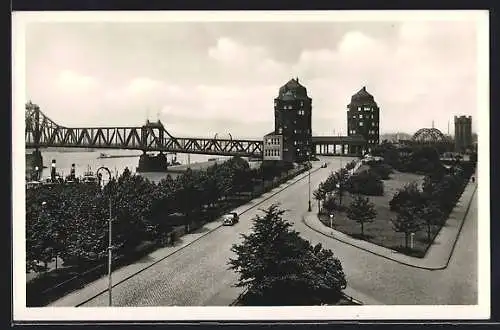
[319,170,444,258]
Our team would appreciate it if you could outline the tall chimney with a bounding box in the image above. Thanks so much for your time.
[51,159,56,182]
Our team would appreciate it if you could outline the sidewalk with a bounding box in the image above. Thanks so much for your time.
[303,173,478,270]
[49,164,322,307]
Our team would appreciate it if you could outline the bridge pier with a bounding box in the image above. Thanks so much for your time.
[137,152,169,172]
[25,149,43,180]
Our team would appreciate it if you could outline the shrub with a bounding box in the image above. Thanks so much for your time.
[389,182,425,212]
[369,163,393,180]
[347,171,384,196]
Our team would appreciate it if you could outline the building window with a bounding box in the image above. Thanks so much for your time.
[359,114,363,119]
[353,115,357,119]
[278,128,282,134]
[359,122,363,126]
[358,107,361,111]
[301,101,304,107]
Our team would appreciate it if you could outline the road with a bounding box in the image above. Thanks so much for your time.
[80,157,477,306]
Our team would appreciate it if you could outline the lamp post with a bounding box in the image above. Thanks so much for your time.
[307,151,312,212]
[97,166,113,307]
[34,166,39,181]
[338,132,343,169]
[329,213,334,228]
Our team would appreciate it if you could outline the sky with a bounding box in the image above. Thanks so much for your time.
[23,13,482,139]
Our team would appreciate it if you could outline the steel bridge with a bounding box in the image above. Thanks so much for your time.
[25,102,264,158]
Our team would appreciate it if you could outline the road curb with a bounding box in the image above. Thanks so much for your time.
[302,182,477,271]
[73,165,322,307]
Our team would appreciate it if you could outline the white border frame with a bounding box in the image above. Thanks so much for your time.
[12,10,490,321]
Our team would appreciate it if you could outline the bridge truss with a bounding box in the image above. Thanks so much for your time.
[25,102,263,158]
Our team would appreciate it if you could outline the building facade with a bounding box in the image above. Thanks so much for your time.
[272,78,313,163]
[346,86,380,154]
[454,115,473,152]
[263,132,285,161]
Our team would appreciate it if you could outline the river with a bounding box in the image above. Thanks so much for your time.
[28,149,234,183]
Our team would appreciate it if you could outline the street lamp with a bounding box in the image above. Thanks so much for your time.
[329,213,334,228]
[34,166,39,181]
[338,132,343,169]
[97,166,113,307]
[307,151,312,212]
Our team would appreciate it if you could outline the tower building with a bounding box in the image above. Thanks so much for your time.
[346,86,380,154]
[270,78,312,163]
[454,115,472,152]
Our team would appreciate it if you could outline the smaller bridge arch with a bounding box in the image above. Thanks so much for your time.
[412,128,447,144]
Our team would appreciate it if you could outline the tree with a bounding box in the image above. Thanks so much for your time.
[419,201,444,242]
[322,195,337,215]
[346,195,377,237]
[229,204,347,305]
[347,170,384,196]
[391,203,421,249]
[313,184,326,213]
[334,168,349,206]
[368,163,393,180]
[322,173,338,195]
[345,160,357,171]
[389,182,423,212]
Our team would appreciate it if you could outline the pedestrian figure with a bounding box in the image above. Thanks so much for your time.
[170,231,176,245]
[471,176,475,183]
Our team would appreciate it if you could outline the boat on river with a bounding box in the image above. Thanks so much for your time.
[98,152,139,159]
[81,166,99,184]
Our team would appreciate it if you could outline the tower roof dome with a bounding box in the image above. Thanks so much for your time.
[277,78,309,100]
[349,86,377,106]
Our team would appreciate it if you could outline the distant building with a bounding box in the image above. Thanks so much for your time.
[454,115,473,152]
[271,78,313,163]
[380,132,412,143]
[346,86,380,154]
[263,132,285,161]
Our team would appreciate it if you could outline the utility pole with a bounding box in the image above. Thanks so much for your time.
[97,166,113,307]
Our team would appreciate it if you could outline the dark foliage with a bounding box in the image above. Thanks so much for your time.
[229,204,347,305]
[346,170,384,196]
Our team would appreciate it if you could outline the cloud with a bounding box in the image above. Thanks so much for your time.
[208,37,288,83]
[208,37,267,65]
[290,21,478,134]
[56,70,98,92]
[25,20,480,137]
[126,77,162,94]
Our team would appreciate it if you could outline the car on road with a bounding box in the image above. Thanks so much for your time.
[222,212,239,226]
[321,163,328,168]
